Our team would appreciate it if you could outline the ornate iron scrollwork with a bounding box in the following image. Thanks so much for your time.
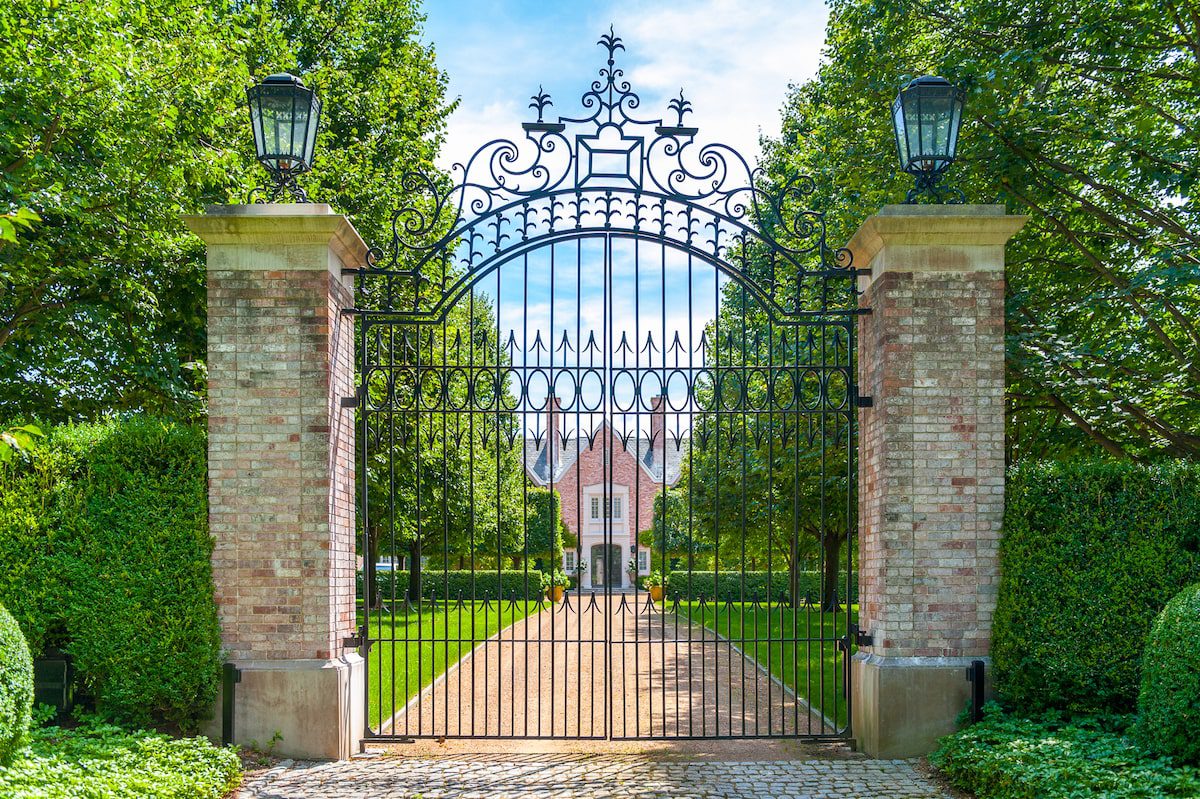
[362,27,859,322]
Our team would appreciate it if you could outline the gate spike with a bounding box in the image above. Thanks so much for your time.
[556,330,574,354]
[583,330,601,356]
[616,332,633,357]
[640,331,659,355]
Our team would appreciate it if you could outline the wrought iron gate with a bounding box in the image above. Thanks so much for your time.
[350,30,863,741]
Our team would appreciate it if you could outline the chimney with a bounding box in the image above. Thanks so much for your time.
[650,392,667,473]
[545,392,562,463]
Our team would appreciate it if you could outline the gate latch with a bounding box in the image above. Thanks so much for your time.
[343,625,369,650]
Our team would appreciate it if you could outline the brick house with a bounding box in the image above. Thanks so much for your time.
[524,394,684,590]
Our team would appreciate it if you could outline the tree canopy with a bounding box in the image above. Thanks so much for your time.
[763,0,1200,461]
[0,0,452,420]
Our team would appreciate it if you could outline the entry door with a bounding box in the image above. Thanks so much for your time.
[591,543,620,588]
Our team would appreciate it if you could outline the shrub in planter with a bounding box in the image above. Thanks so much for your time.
[0,603,33,764]
[993,460,1200,713]
[1135,583,1200,763]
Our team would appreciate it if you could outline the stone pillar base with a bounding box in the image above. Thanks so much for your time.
[205,655,364,760]
[852,653,992,758]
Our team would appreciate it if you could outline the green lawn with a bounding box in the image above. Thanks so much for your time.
[671,601,858,729]
[359,599,540,729]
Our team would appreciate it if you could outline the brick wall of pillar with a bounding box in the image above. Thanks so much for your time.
[851,205,1023,660]
[193,206,365,664]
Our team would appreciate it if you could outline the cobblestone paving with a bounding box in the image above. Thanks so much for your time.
[238,753,953,799]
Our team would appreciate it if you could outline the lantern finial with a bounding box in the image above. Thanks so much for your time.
[247,72,322,203]
[891,76,965,203]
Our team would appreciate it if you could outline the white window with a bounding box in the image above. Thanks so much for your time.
[590,495,623,520]
[564,551,577,571]
[637,550,649,573]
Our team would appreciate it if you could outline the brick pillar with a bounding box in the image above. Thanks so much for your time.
[847,204,1025,757]
[184,204,366,759]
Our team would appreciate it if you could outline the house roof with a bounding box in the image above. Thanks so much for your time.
[523,420,686,487]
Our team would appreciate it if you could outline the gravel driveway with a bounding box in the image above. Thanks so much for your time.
[381,593,833,739]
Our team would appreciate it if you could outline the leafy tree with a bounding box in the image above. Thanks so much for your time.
[361,300,525,601]
[0,0,451,420]
[762,0,1200,461]
[676,304,852,610]
[522,487,569,562]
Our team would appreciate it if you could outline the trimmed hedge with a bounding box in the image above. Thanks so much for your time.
[993,460,1200,714]
[664,570,857,604]
[0,604,32,765]
[1135,583,1200,763]
[0,418,220,729]
[360,569,547,601]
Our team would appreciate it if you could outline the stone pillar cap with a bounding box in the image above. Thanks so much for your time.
[183,203,370,270]
[847,204,1027,287]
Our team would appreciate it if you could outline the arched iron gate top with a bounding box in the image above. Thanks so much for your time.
[351,27,863,324]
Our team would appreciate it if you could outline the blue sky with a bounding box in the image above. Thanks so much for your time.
[418,1,833,436]
[422,0,831,168]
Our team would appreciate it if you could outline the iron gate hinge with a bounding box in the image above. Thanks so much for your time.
[340,385,364,408]
[855,629,875,647]
[854,393,874,408]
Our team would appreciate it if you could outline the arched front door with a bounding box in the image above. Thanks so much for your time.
[354,29,862,742]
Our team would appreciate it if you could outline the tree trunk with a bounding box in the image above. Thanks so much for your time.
[788,533,799,608]
[408,537,422,604]
[821,532,842,612]
[367,526,381,610]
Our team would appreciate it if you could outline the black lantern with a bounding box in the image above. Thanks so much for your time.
[247,73,321,202]
[891,76,965,203]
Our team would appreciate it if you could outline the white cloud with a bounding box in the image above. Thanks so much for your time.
[613,0,828,161]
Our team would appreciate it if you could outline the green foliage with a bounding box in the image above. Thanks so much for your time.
[523,488,568,560]
[361,570,547,601]
[0,605,33,765]
[993,460,1200,714]
[664,571,855,604]
[0,418,220,728]
[930,704,1200,799]
[0,719,241,799]
[0,0,451,421]
[0,209,38,245]
[766,0,1200,460]
[645,570,668,588]
[0,424,42,467]
[1136,583,1200,763]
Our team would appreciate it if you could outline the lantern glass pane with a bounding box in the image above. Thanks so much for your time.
[892,98,908,163]
[302,95,321,166]
[946,94,963,159]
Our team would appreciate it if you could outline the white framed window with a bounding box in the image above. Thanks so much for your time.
[589,495,624,520]
[637,550,649,573]
[564,551,577,571]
